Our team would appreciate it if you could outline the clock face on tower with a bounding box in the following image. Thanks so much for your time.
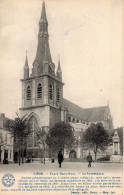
[33,62,39,68]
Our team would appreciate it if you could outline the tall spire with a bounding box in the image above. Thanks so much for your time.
[24,51,29,78]
[39,1,48,24]
[32,1,52,76]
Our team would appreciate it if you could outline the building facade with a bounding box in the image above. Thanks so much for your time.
[20,2,113,159]
[0,114,13,164]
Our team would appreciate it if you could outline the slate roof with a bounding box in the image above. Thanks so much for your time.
[83,107,107,122]
[63,98,107,122]
[63,99,86,120]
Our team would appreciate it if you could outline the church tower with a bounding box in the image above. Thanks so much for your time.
[20,2,66,155]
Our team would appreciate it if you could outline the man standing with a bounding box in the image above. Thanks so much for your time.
[87,153,92,167]
[58,151,63,168]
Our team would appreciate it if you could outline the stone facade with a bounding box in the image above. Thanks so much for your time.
[0,114,13,164]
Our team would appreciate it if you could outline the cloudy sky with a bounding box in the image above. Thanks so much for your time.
[0,0,123,128]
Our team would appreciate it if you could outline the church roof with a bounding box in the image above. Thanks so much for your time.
[63,99,86,120]
[83,106,107,122]
[63,98,107,122]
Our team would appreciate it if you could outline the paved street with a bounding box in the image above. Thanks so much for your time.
[0,161,123,175]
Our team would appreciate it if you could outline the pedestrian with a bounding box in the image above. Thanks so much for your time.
[87,153,92,167]
[58,151,63,168]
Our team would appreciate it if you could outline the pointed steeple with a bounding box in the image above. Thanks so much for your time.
[56,55,62,81]
[24,51,29,78]
[39,1,48,34]
[39,1,48,24]
[32,1,52,76]
[58,55,61,71]
[25,51,29,67]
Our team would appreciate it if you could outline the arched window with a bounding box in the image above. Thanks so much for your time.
[57,87,60,102]
[49,84,53,100]
[76,119,79,123]
[68,116,71,122]
[37,83,42,99]
[72,118,75,123]
[26,86,31,100]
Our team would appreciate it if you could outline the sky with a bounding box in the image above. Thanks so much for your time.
[0,0,123,128]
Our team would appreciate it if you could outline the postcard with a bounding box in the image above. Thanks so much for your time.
[0,0,123,195]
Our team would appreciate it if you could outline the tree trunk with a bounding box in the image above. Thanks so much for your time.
[22,148,24,164]
[94,145,97,162]
[43,146,45,164]
[95,152,97,162]
[19,142,21,166]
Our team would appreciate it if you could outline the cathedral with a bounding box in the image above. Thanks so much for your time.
[19,2,113,159]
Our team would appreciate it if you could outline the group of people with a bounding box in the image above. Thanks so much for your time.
[57,151,92,168]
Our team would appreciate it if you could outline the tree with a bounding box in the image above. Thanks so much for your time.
[81,123,111,161]
[36,127,47,164]
[9,114,31,165]
[46,122,75,156]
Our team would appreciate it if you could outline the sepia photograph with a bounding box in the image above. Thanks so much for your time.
[0,0,123,194]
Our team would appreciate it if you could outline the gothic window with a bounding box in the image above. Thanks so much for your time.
[76,119,79,123]
[26,85,31,100]
[37,83,42,99]
[57,87,60,102]
[49,84,53,100]
[72,118,75,123]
